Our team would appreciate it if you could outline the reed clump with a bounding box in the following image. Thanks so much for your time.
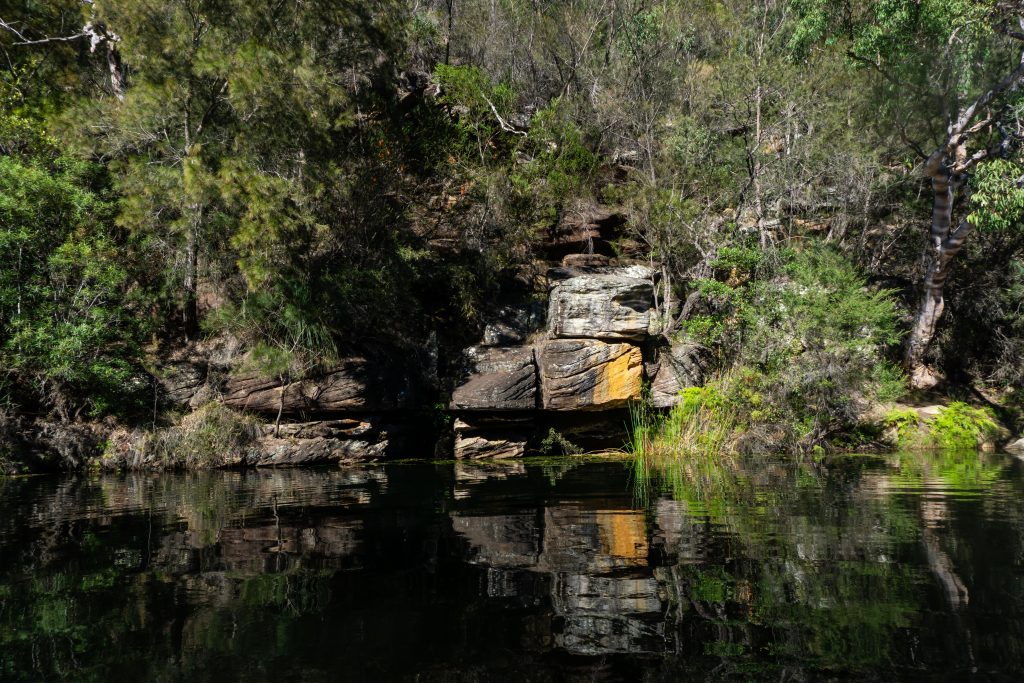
[629,383,740,502]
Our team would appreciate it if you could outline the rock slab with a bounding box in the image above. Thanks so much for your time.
[538,340,642,411]
[647,342,713,408]
[548,272,656,340]
[453,417,531,459]
[450,346,537,411]
[223,359,411,414]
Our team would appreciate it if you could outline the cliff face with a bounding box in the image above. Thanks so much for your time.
[2,207,714,471]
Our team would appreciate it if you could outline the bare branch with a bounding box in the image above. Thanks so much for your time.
[951,29,1024,138]
[482,95,527,137]
[0,17,85,45]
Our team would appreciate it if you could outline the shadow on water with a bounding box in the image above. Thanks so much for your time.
[2,451,1024,680]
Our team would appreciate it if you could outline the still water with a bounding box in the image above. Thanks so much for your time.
[2,452,1024,681]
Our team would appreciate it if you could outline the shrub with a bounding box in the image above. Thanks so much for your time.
[677,243,904,451]
[929,402,1001,451]
[141,403,260,469]
[538,428,582,456]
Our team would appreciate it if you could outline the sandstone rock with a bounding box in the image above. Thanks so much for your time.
[223,358,412,414]
[540,205,625,260]
[1006,437,1024,457]
[245,435,387,467]
[453,417,530,459]
[260,418,377,440]
[538,340,642,411]
[156,361,207,406]
[450,346,537,411]
[481,303,546,347]
[561,253,611,268]
[548,272,656,340]
[646,342,713,408]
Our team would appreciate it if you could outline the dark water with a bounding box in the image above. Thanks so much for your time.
[2,453,1024,681]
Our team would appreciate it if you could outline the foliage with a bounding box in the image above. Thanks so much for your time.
[0,114,147,418]
[929,401,1001,451]
[136,402,259,469]
[883,407,922,448]
[1,0,1023,451]
[538,428,583,456]
[969,160,1024,233]
[678,244,905,450]
[629,383,740,503]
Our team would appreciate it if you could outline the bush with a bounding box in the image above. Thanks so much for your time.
[929,402,1001,451]
[139,403,260,469]
[538,428,582,456]
[678,243,904,451]
[0,116,147,419]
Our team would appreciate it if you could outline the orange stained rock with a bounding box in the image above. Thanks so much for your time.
[593,345,642,406]
[597,509,648,563]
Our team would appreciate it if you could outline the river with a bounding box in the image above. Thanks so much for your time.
[2,452,1024,680]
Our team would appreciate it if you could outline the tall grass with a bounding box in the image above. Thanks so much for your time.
[629,384,740,503]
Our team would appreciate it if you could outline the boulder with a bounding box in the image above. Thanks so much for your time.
[538,340,643,411]
[223,358,412,414]
[548,272,656,340]
[450,346,537,411]
[646,342,713,408]
[453,417,531,459]
[481,303,546,347]
[1007,437,1024,457]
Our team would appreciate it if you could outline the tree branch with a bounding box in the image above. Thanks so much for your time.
[482,95,527,136]
[950,28,1024,138]
[0,18,85,45]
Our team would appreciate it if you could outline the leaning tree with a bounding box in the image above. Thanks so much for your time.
[792,0,1024,387]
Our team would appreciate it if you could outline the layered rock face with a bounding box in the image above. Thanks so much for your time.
[448,263,698,457]
[144,259,700,467]
[547,273,657,340]
[450,346,537,411]
[537,339,642,411]
[223,358,414,414]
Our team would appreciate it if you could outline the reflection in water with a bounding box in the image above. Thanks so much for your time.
[2,452,1024,680]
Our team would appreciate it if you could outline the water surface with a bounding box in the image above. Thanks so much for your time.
[2,452,1024,680]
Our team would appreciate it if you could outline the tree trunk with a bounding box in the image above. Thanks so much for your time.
[183,210,200,340]
[105,42,125,100]
[905,162,972,388]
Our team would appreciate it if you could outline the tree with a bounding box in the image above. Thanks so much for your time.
[0,112,145,418]
[791,0,1024,387]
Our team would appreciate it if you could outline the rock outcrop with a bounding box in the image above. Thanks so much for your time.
[156,361,207,407]
[481,303,545,347]
[540,205,626,260]
[1006,437,1024,457]
[450,346,537,411]
[223,358,413,414]
[453,417,530,459]
[646,342,713,409]
[445,263,675,456]
[548,271,657,340]
[538,339,643,411]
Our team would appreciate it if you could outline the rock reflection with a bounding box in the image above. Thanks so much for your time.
[2,453,1024,680]
[453,503,663,655]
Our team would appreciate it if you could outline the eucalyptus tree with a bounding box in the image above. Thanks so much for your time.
[792,0,1024,387]
[75,0,403,344]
